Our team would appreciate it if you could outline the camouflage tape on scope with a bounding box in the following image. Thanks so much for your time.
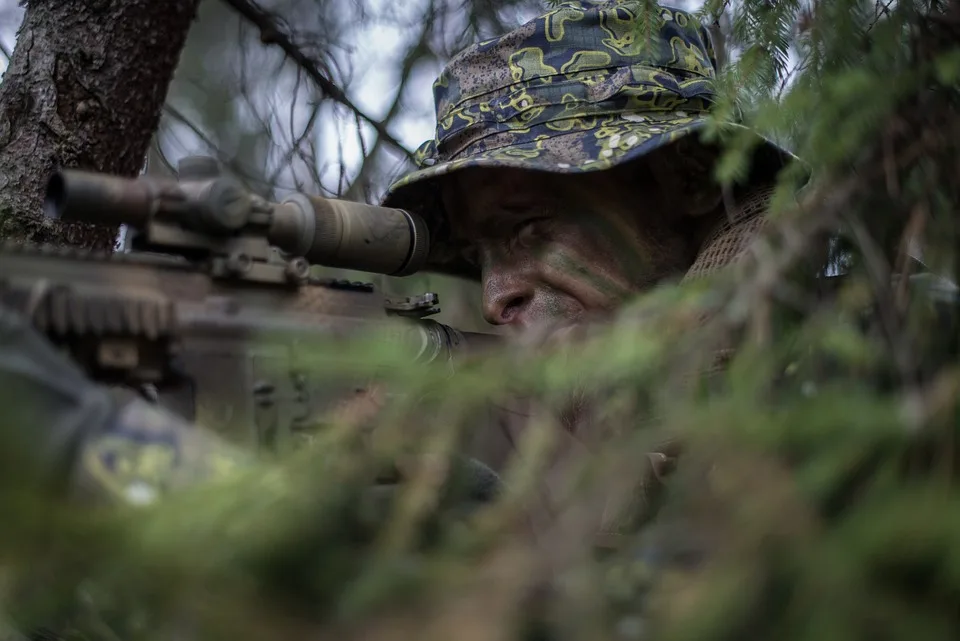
[273,194,431,276]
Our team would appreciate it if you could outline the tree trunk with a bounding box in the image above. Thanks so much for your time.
[0,0,201,248]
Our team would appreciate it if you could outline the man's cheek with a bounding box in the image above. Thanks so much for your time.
[536,294,581,321]
[536,245,634,309]
[569,214,676,289]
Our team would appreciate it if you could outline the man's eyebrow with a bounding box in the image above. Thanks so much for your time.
[449,170,490,195]
[468,172,499,192]
[463,169,541,198]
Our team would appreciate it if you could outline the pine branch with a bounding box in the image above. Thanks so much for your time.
[630,0,665,55]
[219,0,415,162]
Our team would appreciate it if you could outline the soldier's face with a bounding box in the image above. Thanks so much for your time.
[443,165,697,331]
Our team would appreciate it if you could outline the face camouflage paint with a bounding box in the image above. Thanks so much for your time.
[442,163,697,329]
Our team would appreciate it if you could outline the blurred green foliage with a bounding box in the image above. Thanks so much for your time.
[2,0,960,640]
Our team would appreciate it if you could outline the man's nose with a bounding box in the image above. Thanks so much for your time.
[481,262,535,326]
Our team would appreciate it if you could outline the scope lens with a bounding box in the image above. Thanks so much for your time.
[43,173,66,220]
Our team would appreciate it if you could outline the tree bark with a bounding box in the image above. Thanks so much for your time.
[0,0,201,248]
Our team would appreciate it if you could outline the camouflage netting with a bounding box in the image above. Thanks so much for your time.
[682,185,778,281]
[0,1,959,640]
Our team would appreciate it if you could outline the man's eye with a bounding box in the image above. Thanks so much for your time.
[459,244,479,266]
[514,217,550,245]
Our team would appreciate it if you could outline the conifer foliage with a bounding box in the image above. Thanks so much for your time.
[0,1,958,640]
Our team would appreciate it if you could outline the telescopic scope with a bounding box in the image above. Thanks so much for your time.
[44,163,431,277]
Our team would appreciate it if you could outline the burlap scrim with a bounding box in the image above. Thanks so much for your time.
[683,185,777,282]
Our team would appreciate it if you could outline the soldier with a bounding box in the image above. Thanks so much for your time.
[0,2,795,522]
[377,0,797,537]
[381,1,792,329]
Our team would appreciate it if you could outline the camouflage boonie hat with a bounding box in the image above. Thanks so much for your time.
[382,0,797,279]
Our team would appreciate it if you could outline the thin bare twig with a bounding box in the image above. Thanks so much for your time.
[345,1,438,199]
[267,99,323,190]
[234,19,288,196]
[219,0,414,161]
[776,47,813,100]
[845,213,920,388]
[162,103,298,193]
[868,0,898,32]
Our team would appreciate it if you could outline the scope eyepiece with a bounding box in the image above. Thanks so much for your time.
[43,173,67,221]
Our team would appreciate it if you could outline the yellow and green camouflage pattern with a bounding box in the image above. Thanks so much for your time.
[382,0,795,279]
[79,399,250,506]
